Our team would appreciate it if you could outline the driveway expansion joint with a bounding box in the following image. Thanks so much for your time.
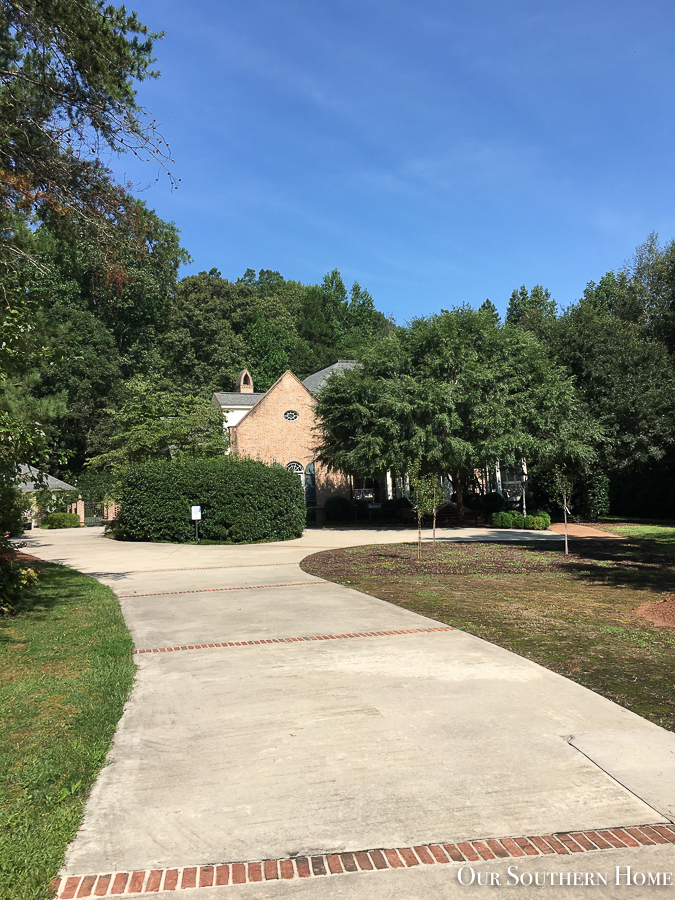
[133,626,455,654]
[53,824,675,896]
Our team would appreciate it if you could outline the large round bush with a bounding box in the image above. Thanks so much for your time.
[117,457,305,543]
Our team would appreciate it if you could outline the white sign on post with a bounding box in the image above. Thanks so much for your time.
[191,505,202,520]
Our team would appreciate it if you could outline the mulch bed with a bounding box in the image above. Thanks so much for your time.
[638,594,675,628]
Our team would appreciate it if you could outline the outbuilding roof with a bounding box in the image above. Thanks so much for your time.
[212,392,266,408]
[18,465,76,493]
[301,360,359,394]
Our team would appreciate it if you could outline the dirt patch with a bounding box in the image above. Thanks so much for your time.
[637,593,675,628]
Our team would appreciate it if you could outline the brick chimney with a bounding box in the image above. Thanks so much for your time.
[236,369,254,393]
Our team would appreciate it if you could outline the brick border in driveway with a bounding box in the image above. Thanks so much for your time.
[119,582,326,599]
[53,825,675,896]
[133,626,455,654]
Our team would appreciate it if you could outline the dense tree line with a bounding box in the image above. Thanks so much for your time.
[5,200,391,478]
[316,236,675,521]
[2,0,674,526]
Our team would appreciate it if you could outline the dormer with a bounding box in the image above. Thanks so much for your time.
[236,369,254,393]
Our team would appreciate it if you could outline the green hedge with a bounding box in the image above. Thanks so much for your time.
[492,510,551,530]
[42,512,82,529]
[116,457,306,543]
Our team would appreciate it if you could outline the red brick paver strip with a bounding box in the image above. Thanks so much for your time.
[653,826,675,843]
[93,876,111,896]
[60,877,81,899]
[397,847,420,866]
[53,823,669,895]
[120,582,325,599]
[584,831,612,849]
[163,870,178,891]
[486,839,511,858]
[568,832,596,851]
[110,873,129,895]
[557,834,584,853]
[264,860,278,880]
[641,826,671,845]
[472,841,495,860]
[134,626,455,655]
[384,849,405,868]
[279,860,294,879]
[144,872,162,893]
[76,875,96,897]
[598,830,627,848]
[296,857,311,878]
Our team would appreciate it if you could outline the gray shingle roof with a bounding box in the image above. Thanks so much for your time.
[212,392,265,408]
[302,360,359,394]
[18,465,76,493]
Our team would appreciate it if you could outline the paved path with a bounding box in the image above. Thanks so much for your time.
[20,526,675,898]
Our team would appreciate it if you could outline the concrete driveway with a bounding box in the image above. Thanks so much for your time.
[21,526,675,898]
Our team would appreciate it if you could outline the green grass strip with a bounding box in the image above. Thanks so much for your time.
[0,562,135,900]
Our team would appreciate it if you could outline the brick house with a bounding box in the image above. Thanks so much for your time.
[212,363,354,514]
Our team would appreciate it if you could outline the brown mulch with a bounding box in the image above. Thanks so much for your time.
[637,593,675,628]
[0,550,42,565]
[548,523,622,539]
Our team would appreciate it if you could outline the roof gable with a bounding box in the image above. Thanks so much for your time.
[233,370,314,429]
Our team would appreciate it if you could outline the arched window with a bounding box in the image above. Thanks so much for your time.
[285,461,305,490]
[304,462,317,506]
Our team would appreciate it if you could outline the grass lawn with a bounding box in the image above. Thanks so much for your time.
[598,521,675,548]
[0,561,135,900]
[301,532,675,732]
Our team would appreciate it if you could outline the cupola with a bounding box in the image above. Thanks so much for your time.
[236,369,254,393]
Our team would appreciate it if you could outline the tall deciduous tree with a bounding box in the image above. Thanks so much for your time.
[506,284,557,329]
[315,305,580,523]
[86,377,226,474]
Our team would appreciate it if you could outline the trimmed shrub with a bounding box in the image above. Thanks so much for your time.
[492,511,514,528]
[523,515,536,529]
[42,512,82,529]
[0,484,31,536]
[0,538,38,611]
[324,495,354,523]
[511,511,525,529]
[533,516,544,530]
[534,510,551,529]
[117,457,305,543]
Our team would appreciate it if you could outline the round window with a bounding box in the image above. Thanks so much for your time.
[284,410,299,421]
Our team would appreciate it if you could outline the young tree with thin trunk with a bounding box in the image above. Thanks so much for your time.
[408,459,438,559]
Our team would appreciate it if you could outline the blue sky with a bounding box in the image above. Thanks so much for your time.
[110,0,675,322]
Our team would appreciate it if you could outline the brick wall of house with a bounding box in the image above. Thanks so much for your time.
[230,371,350,507]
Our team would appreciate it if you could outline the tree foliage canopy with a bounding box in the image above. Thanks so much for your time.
[315,304,583,518]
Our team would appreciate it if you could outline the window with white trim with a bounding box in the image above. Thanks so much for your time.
[284,410,299,421]
[285,461,305,488]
